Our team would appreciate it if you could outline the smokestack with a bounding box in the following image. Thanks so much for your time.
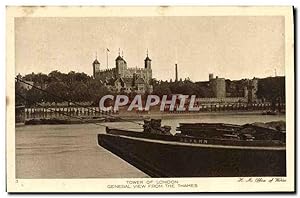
[209,73,214,81]
[175,64,178,82]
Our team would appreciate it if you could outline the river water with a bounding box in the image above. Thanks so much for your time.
[16,114,285,178]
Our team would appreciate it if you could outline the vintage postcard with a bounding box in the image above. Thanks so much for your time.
[6,6,294,192]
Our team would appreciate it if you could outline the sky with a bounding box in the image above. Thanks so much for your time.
[15,16,285,81]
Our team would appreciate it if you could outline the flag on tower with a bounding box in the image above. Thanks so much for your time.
[106,48,110,52]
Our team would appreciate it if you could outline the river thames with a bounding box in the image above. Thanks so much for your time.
[16,114,285,178]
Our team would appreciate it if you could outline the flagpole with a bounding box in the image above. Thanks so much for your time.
[106,49,108,69]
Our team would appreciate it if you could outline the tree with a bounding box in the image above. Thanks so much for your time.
[194,83,214,98]
[45,81,69,103]
[15,80,27,106]
[153,82,171,97]
[48,70,68,83]
[257,77,285,112]
[69,81,89,102]
[87,79,111,105]
[25,88,46,106]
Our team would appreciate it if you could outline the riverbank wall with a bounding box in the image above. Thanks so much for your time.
[16,102,285,125]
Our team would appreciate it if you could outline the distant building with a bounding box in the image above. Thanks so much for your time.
[209,74,226,98]
[226,77,259,103]
[93,50,153,94]
[244,78,259,103]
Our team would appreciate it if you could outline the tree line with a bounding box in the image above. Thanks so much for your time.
[15,70,285,108]
[16,70,110,106]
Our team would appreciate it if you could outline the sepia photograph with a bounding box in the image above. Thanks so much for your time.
[6,6,295,192]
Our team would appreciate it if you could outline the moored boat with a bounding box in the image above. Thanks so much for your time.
[98,119,286,177]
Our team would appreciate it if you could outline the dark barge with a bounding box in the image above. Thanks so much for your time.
[98,119,286,177]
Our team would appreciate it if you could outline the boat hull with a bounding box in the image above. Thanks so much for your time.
[98,133,286,177]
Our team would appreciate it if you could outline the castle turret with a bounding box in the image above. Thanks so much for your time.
[144,50,151,69]
[115,49,127,76]
[209,74,226,98]
[93,58,100,78]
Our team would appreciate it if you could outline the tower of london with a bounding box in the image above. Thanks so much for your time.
[92,50,153,94]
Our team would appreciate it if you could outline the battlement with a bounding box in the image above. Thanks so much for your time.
[127,67,152,72]
[99,68,116,73]
[127,68,143,71]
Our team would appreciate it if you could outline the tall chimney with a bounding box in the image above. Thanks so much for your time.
[175,63,178,82]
